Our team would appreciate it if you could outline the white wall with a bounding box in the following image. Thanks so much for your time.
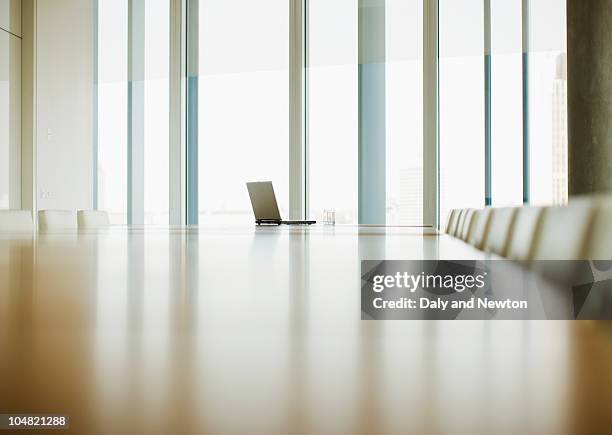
[0,32,21,209]
[21,0,34,211]
[1,0,21,210]
[0,0,22,36]
[35,0,94,210]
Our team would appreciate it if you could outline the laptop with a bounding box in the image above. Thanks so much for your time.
[246,182,316,225]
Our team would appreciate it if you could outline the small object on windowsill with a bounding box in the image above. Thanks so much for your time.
[322,209,336,225]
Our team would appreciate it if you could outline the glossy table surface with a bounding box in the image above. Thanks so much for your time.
[1,226,612,435]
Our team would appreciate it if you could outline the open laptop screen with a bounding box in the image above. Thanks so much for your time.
[246,182,282,221]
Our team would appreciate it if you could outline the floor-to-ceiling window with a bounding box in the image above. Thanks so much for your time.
[490,0,523,206]
[528,0,567,206]
[144,0,170,224]
[97,0,170,225]
[97,0,128,224]
[440,0,566,216]
[307,0,358,224]
[95,0,569,227]
[385,0,423,225]
[439,0,485,222]
[198,0,289,224]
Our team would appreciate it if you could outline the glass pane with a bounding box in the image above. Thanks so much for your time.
[198,0,289,224]
[491,0,523,206]
[386,0,423,225]
[97,0,128,224]
[528,0,567,205]
[144,0,170,224]
[440,0,485,221]
[307,0,358,224]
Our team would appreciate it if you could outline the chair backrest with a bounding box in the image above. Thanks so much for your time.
[445,210,457,234]
[447,210,459,236]
[452,210,466,237]
[505,207,544,261]
[467,208,493,250]
[0,210,34,232]
[38,210,78,231]
[459,209,477,241]
[77,210,110,229]
[588,202,612,259]
[484,207,518,257]
[531,205,595,260]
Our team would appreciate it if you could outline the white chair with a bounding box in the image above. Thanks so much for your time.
[505,207,544,261]
[484,207,518,257]
[38,210,78,231]
[531,205,595,260]
[588,202,612,259]
[468,208,493,250]
[78,210,110,229]
[0,210,34,232]
[446,209,460,236]
[459,209,477,241]
[452,210,467,238]
[445,210,458,234]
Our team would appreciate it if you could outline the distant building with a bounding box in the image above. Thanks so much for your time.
[397,167,423,225]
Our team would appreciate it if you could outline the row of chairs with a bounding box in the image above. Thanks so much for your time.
[0,210,110,232]
[445,196,612,260]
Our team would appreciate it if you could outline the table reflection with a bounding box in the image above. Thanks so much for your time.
[0,227,611,434]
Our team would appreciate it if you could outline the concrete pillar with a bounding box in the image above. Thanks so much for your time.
[567,1,612,195]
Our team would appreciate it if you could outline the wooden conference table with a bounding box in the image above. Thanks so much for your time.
[1,225,611,434]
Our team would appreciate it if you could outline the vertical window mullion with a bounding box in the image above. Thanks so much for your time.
[185,0,199,225]
[522,0,530,204]
[289,0,306,220]
[484,0,492,206]
[423,0,439,228]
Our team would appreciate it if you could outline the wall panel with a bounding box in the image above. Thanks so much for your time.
[35,0,94,211]
[0,0,22,36]
[0,27,21,209]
